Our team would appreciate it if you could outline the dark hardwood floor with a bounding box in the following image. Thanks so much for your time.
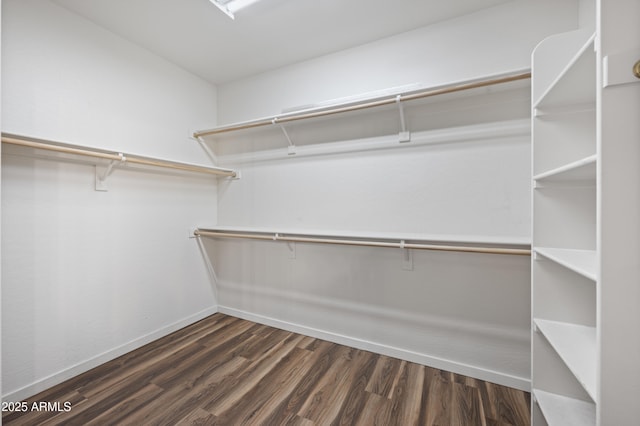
[3,313,530,425]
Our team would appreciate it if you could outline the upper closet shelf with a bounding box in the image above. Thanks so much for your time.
[533,31,596,111]
[193,71,531,145]
[2,133,237,178]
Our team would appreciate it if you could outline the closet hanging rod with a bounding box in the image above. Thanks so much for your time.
[1,135,237,178]
[194,229,532,256]
[193,71,532,138]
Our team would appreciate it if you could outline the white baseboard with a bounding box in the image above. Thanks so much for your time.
[218,305,531,391]
[3,306,218,402]
[4,302,530,402]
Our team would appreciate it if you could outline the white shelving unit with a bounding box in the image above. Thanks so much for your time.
[532,154,596,182]
[533,248,596,281]
[533,389,595,426]
[534,319,597,400]
[531,28,598,425]
[533,3,640,423]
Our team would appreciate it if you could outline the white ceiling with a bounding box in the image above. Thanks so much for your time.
[52,0,511,85]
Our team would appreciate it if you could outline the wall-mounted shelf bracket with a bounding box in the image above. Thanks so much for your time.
[188,227,199,239]
[286,241,296,259]
[401,240,413,270]
[273,118,296,155]
[396,95,411,143]
[192,133,220,165]
[95,153,126,191]
[225,169,242,180]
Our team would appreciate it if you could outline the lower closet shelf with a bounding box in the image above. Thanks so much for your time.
[533,389,595,426]
[534,319,596,400]
[534,247,597,281]
[196,227,531,256]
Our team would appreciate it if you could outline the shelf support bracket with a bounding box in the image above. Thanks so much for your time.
[400,240,413,270]
[95,153,126,192]
[273,118,296,155]
[192,134,219,165]
[286,241,296,259]
[396,95,411,143]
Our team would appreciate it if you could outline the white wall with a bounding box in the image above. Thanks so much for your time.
[0,0,583,401]
[217,0,580,124]
[1,0,219,400]
[210,237,532,387]
[209,92,536,389]
[2,0,216,163]
[203,0,581,390]
[214,107,533,238]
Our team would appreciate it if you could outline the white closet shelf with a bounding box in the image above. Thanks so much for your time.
[196,226,531,256]
[194,71,531,140]
[533,101,595,118]
[534,247,597,281]
[1,134,237,178]
[533,389,595,426]
[533,154,597,182]
[534,319,597,401]
[202,226,531,246]
[533,32,596,110]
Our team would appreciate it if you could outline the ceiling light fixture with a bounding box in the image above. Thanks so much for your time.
[209,0,262,19]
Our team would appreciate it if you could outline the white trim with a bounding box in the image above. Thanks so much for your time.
[2,306,218,402]
[217,280,530,343]
[3,301,530,401]
[218,305,531,392]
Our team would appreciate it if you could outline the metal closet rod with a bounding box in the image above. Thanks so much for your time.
[1,135,237,178]
[195,229,532,256]
[193,71,532,138]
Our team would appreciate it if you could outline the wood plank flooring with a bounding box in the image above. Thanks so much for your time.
[3,313,530,425]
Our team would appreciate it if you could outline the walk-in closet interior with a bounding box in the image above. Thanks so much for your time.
[2,0,639,424]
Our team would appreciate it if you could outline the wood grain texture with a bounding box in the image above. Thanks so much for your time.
[3,313,530,425]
